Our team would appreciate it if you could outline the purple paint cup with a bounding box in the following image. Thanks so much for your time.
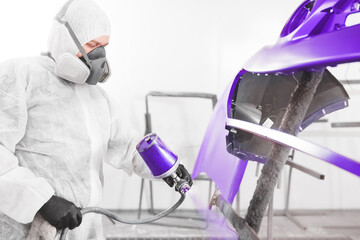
[136,133,179,179]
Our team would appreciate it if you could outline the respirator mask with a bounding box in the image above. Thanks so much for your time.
[53,0,111,85]
[79,46,110,85]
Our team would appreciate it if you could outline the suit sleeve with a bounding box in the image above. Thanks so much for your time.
[0,62,54,224]
[104,95,154,180]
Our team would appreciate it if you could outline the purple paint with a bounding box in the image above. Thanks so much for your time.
[227,69,246,117]
[192,83,248,204]
[326,154,360,176]
[244,0,360,73]
[226,118,360,177]
[136,133,179,178]
[193,0,360,204]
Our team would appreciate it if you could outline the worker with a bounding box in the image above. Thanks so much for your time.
[0,0,192,239]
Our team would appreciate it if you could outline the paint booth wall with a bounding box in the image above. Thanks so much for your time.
[1,0,359,211]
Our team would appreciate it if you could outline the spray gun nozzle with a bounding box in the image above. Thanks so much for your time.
[175,179,191,195]
[171,172,191,195]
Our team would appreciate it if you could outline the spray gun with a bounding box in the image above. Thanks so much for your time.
[60,133,190,240]
[136,133,191,195]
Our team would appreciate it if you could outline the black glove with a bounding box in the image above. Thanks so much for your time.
[162,164,193,189]
[38,195,82,230]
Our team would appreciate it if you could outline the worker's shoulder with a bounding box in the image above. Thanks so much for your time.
[0,56,54,75]
[0,56,55,91]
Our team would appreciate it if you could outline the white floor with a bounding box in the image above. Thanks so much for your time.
[102,209,360,240]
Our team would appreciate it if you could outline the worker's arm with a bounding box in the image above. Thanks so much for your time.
[0,61,54,224]
[104,94,154,180]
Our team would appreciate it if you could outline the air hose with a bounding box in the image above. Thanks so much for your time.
[60,193,186,240]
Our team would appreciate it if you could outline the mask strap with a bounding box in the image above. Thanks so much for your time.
[55,0,92,68]
[56,0,75,20]
[41,52,56,62]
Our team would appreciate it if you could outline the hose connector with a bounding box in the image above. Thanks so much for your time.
[170,172,191,195]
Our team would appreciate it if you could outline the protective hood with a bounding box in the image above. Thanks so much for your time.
[48,0,111,65]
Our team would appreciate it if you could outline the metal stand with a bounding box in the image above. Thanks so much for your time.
[265,149,325,233]
[320,120,360,229]
[265,118,360,234]
[267,196,273,240]
[209,190,260,240]
[137,91,217,229]
[235,188,240,214]
[248,148,325,239]
[208,150,326,239]
[339,79,360,85]
[331,121,360,128]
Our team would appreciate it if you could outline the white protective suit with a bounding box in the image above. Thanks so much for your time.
[0,0,151,239]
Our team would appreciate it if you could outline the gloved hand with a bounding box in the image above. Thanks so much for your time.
[162,164,193,189]
[38,195,82,230]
